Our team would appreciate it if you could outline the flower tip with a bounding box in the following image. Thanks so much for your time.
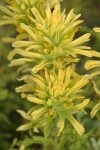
[31,6,35,11]
[20,23,26,29]
[12,41,16,47]
[67,115,85,136]
[86,33,91,38]
[57,118,64,136]
[16,127,20,131]
[93,27,100,32]
[71,8,74,12]
[90,102,100,118]
[69,8,74,15]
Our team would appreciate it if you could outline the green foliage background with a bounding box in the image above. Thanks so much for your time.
[0,0,100,149]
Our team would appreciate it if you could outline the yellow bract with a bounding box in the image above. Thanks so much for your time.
[91,102,100,118]
[84,60,100,70]
[90,81,100,118]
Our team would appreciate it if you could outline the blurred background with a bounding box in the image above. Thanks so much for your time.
[0,0,100,149]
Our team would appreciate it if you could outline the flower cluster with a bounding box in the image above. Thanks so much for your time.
[0,1,100,136]
[8,3,100,75]
[16,66,90,136]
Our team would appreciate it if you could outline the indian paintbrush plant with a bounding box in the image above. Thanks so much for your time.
[0,0,100,149]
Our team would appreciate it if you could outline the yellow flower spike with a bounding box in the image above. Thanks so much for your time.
[57,117,65,136]
[6,3,95,75]
[2,0,100,137]
[91,102,100,118]
[84,60,100,70]
[31,107,46,120]
[67,115,85,136]
[0,0,59,42]
[1,0,52,24]
[16,67,91,135]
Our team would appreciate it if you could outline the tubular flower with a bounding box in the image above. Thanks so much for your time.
[8,3,100,74]
[16,66,90,136]
[0,0,60,41]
